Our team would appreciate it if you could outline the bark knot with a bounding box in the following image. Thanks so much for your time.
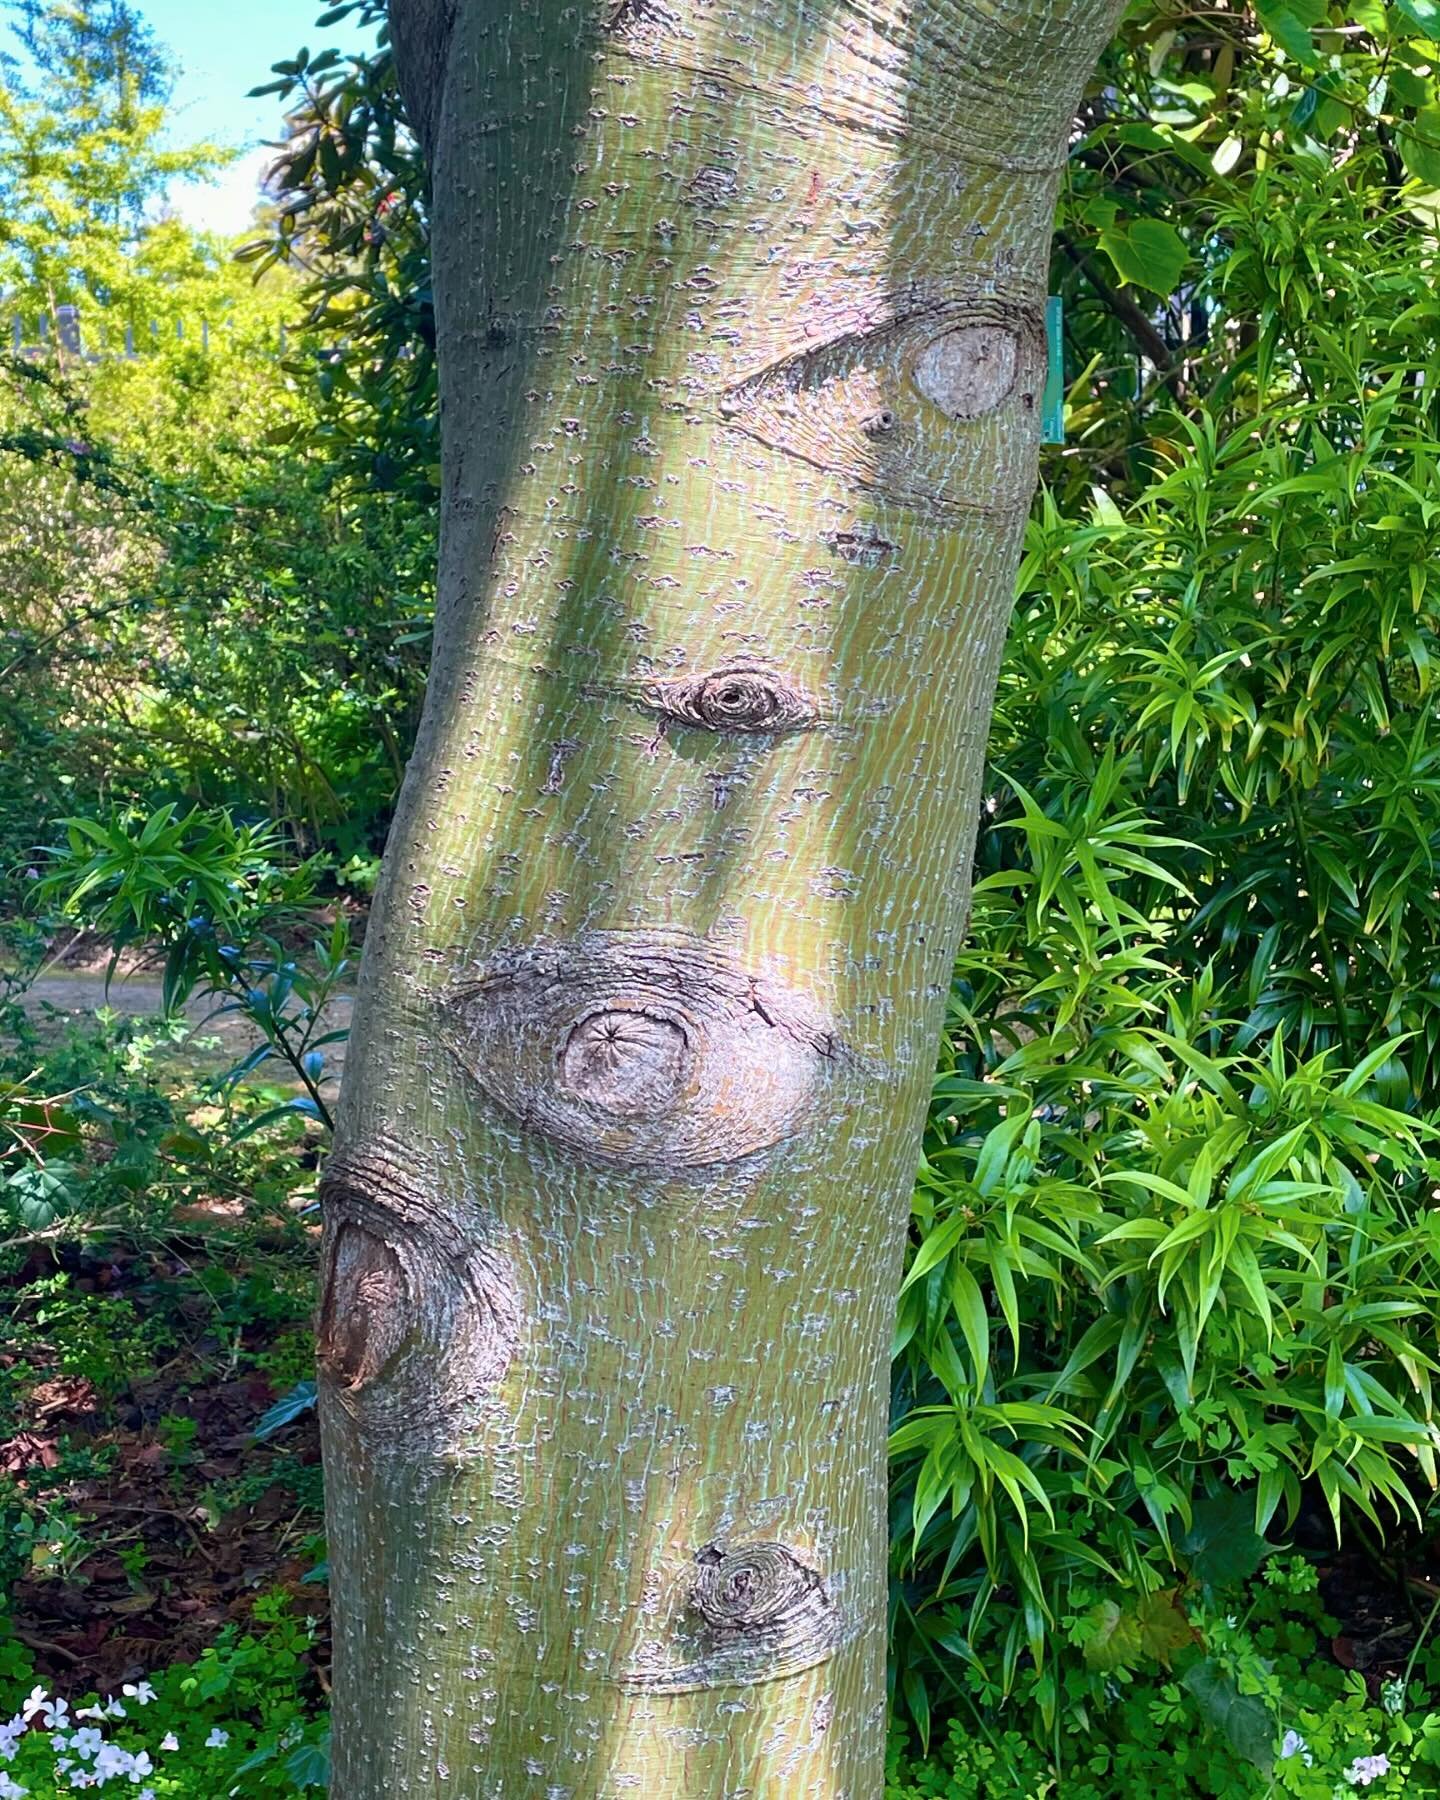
[317,1139,519,1454]
[637,663,819,735]
[912,324,1019,420]
[692,1541,826,1636]
[442,931,849,1171]
[617,1541,842,1693]
[561,1009,690,1118]
[717,293,1044,512]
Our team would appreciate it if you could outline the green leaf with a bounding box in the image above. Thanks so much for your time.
[947,1260,991,1391]
[1396,0,1440,39]
[1325,1339,1346,1421]
[902,1665,932,1754]
[1400,108,1440,187]
[1136,1588,1200,1667]
[1255,0,1323,62]
[1097,218,1189,296]
[1179,1490,1272,1589]
[1049,1314,1125,1396]
[1082,1598,1143,1670]
[2,1162,82,1231]
[233,1744,279,1776]
[900,1211,967,1293]
[1181,1659,1276,1773]
[285,1731,332,1789]
[253,1380,318,1441]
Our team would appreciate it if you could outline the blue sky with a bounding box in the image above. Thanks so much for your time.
[140,0,379,235]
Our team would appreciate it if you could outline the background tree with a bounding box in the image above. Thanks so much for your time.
[0,6,438,888]
[0,0,228,306]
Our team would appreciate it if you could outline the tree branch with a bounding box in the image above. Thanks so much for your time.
[1059,234,1177,378]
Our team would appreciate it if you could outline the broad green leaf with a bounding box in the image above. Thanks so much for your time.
[1396,0,1440,38]
[1136,1588,1200,1667]
[1097,218,1188,295]
[285,1732,332,1789]
[1179,1490,1272,1589]
[1255,0,1322,62]
[253,1379,319,1441]
[2,1162,82,1231]
[1082,1598,1142,1671]
[1182,1660,1276,1773]
[1400,108,1440,187]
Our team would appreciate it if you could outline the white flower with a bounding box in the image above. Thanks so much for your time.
[102,1701,126,1721]
[73,1707,106,1723]
[19,1689,65,1728]
[158,1735,178,1753]
[138,1791,156,1800]
[120,1684,155,1708]
[1280,1729,1313,1767]
[1346,1754,1392,1787]
[19,1689,48,1724]
[129,1752,153,1778]
[0,1773,27,1799]
[205,1728,229,1749]
[93,1743,136,1782]
[70,1728,105,1762]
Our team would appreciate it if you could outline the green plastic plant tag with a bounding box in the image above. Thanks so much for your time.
[1042,295,1064,444]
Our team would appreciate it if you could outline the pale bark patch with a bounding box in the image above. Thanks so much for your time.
[912,325,1019,420]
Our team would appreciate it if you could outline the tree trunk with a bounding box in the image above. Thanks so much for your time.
[321,0,1120,1792]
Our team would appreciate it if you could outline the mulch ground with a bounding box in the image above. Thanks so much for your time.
[1,1235,329,1700]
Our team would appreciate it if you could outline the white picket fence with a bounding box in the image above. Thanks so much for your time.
[8,305,292,360]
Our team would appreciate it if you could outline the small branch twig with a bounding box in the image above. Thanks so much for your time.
[1059,235,1181,388]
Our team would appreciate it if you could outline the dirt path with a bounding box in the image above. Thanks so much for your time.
[14,966,354,1087]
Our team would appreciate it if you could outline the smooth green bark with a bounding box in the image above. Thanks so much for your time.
[320,0,1120,1792]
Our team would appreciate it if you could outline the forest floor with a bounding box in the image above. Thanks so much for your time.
[2,1220,330,1701]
